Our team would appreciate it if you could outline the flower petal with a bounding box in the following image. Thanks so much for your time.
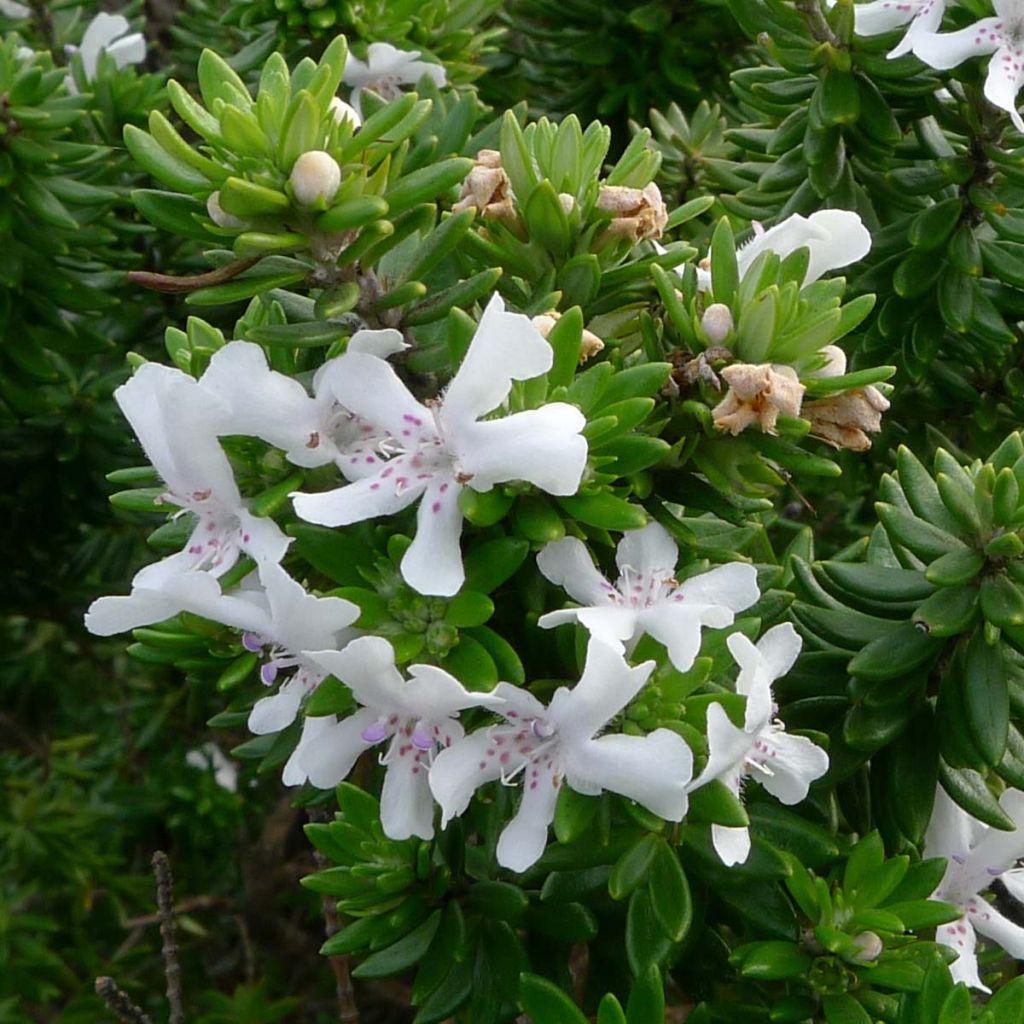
[429,727,509,826]
[441,294,554,425]
[84,590,185,636]
[201,341,333,468]
[496,765,562,872]
[79,12,130,77]
[291,455,426,526]
[801,210,873,283]
[850,0,921,37]
[106,32,146,71]
[381,753,435,840]
[404,663,503,717]
[573,606,643,653]
[888,0,946,57]
[999,866,1024,904]
[348,328,408,357]
[937,918,987,992]
[970,901,1024,959]
[324,351,436,445]
[674,561,760,616]
[248,677,306,735]
[637,602,706,673]
[690,701,753,791]
[550,638,655,740]
[294,708,379,788]
[984,44,1024,133]
[259,560,358,654]
[536,536,616,606]
[615,521,677,579]
[456,405,588,494]
[305,636,407,711]
[400,476,465,596]
[564,729,693,821]
[712,824,752,867]
[116,362,237,504]
[757,731,829,805]
[924,785,980,863]
[913,18,1001,70]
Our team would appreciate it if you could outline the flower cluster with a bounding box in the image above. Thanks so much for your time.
[84,287,834,871]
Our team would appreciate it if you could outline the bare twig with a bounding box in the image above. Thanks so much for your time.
[794,0,839,44]
[127,258,259,294]
[121,893,232,929]
[95,977,154,1024]
[152,851,185,1024]
[309,809,360,1024]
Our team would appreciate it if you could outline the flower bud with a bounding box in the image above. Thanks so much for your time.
[851,931,883,963]
[329,96,361,130]
[558,192,576,215]
[701,303,734,344]
[290,150,342,208]
[206,191,246,229]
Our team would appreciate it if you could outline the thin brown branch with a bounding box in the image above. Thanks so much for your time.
[121,893,232,929]
[95,977,154,1024]
[127,258,259,294]
[309,809,360,1024]
[152,851,185,1024]
[794,0,839,44]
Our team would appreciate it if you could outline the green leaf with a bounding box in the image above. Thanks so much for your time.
[625,888,672,976]
[386,158,474,216]
[939,763,1015,830]
[709,218,739,306]
[648,843,693,942]
[963,630,1009,765]
[558,493,648,531]
[518,975,588,1024]
[625,965,665,1024]
[822,993,871,1024]
[597,994,628,1024]
[352,912,441,978]
[609,834,660,900]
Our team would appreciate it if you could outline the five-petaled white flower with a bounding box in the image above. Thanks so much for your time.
[84,363,289,636]
[830,0,947,58]
[915,0,1024,131]
[233,561,360,738]
[291,636,502,840]
[342,43,447,117]
[67,12,146,91]
[698,210,872,292]
[923,785,1024,991]
[200,330,407,477]
[291,294,588,598]
[536,521,759,672]
[688,624,829,867]
[429,638,693,873]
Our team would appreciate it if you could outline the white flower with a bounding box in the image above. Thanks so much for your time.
[914,0,1024,131]
[235,561,360,738]
[924,786,1024,991]
[698,210,872,292]
[185,742,238,792]
[84,363,289,636]
[290,636,502,840]
[536,522,759,672]
[291,294,588,597]
[290,150,342,207]
[199,331,407,475]
[342,43,447,117]
[688,624,829,867]
[66,12,146,92]
[830,0,947,58]
[429,638,693,872]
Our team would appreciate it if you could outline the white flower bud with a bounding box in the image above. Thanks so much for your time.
[701,303,734,344]
[206,191,245,229]
[851,931,883,963]
[290,150,342,208]
[558,192,576,214]
[329,96,361,130]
